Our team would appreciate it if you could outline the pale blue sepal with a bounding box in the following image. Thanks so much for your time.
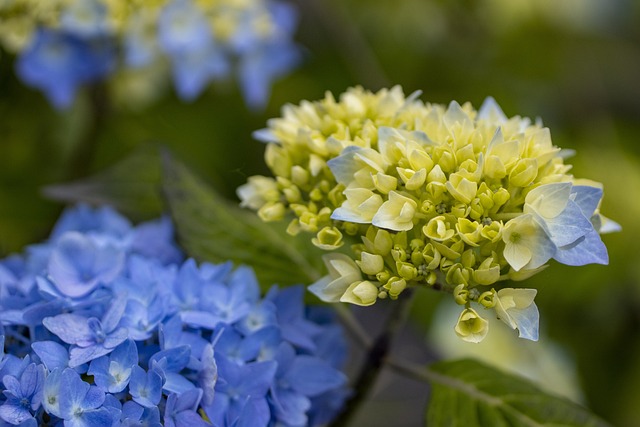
[308,276,340,303]
[553,230,609,266]
[571,186,603,218]
[327,146,364,185]
[540,200,593,247]
[477,96,508,124]
[525,228,557,271]
[252,128,279,143]
[597,215,622,234]
[510,303,540,341]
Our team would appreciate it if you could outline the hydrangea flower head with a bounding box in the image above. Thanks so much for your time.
[239,86,620,343]
[0,0,300,109]
[0,204,348,426]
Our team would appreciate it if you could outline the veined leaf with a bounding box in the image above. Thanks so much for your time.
[161,151,323,287]
[42,144,164,220]
[423,359,611,427]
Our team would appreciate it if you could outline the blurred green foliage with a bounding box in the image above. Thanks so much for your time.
[1,0,640,425]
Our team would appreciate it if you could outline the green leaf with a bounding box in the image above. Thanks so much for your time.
[423,359,611,427]
[42,144,164,220]
[161,150,323,287]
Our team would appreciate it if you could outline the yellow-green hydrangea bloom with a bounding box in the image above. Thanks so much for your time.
[239,86,619,342]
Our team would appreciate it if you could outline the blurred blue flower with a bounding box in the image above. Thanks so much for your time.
[0,205,348,426]
[15,29,114,109]
[4,0,300,109]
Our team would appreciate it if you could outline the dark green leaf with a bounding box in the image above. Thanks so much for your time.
[42,144,164,220]
[161,151,323,287]
[424,359,611,427]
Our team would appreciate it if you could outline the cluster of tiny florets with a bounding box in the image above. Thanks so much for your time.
[0,0,299,108]
[239,86,617,342]
[0,204,347,426]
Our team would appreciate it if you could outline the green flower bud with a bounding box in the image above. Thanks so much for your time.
[299,211,319,233]
[286,219,301,236]
[472,256,501,285]
[455,307,489,343]
[396,261,417,281]
[453,284,469,305]
[456,218,483,246]
[492,188,510,210]
[391,245,407,262]
[451,203,470,218]
[509,158,538,187]
[426,271,437,285]
[372,172,398,194]
[478,289,497,308]
[397,167,427,191]
[374,229,394,255]
[258,202,286,222]
[484,155,507,179]
[265,144,292,177]
[283,186,302,203]
[384,276,407,299]
[423,215,455,242]
[422,243,442,270]
[309,188,323,201]
[312,226,344,250]
[446,263,470,287]
[376,270,391,284]
[446,173,478,205]
[343,222,360,236]
[291,165,310,188]
[341,280,379,306]
[461,249,476,269]
[357,252,385,275]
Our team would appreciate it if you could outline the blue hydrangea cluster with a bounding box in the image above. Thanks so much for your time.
[0,0,300,109]
[0,205,348,427]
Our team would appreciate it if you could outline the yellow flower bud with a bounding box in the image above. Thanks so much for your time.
[373,229,393,255]
[423,216,455,242]
[461,249,476,269]
[480,220,503,242]
[265,144,292,178]
[408,148,434,172]
[357,252,385,275]
[472,256,501,285]
[384,276,407,299]
[456,218,483,246]
[283,186,302,203]
[397,167,427,191]
[484,155,507,179]
[422,243,442,270]
[258,202,286,222]
[396,262,417,281]
[509,158,538,187]
[491,188,510,211]
[478,289,497,308]
[372,172,398,194]
[454,308,489,343]
[426,271,437,285]
[451,203,470,218]
[446,263,470,287]
[286,219,301,236]
[453,284,469,305]
[299,211,319,233]
[427,164,447,184]
[376,270,391,284]
[312,226,344,250]
[291,165,310,188]
[446,173,478,204]
[341,280,379,306]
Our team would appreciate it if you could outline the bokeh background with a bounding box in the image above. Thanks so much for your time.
[1,0,638,425]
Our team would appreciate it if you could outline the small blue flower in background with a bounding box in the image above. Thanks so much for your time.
[0,204,348,426]
[1,0,301,109]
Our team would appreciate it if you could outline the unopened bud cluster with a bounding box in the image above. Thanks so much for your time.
[239,86,618,342]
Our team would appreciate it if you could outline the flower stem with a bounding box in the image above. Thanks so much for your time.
[330,288,415,427]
